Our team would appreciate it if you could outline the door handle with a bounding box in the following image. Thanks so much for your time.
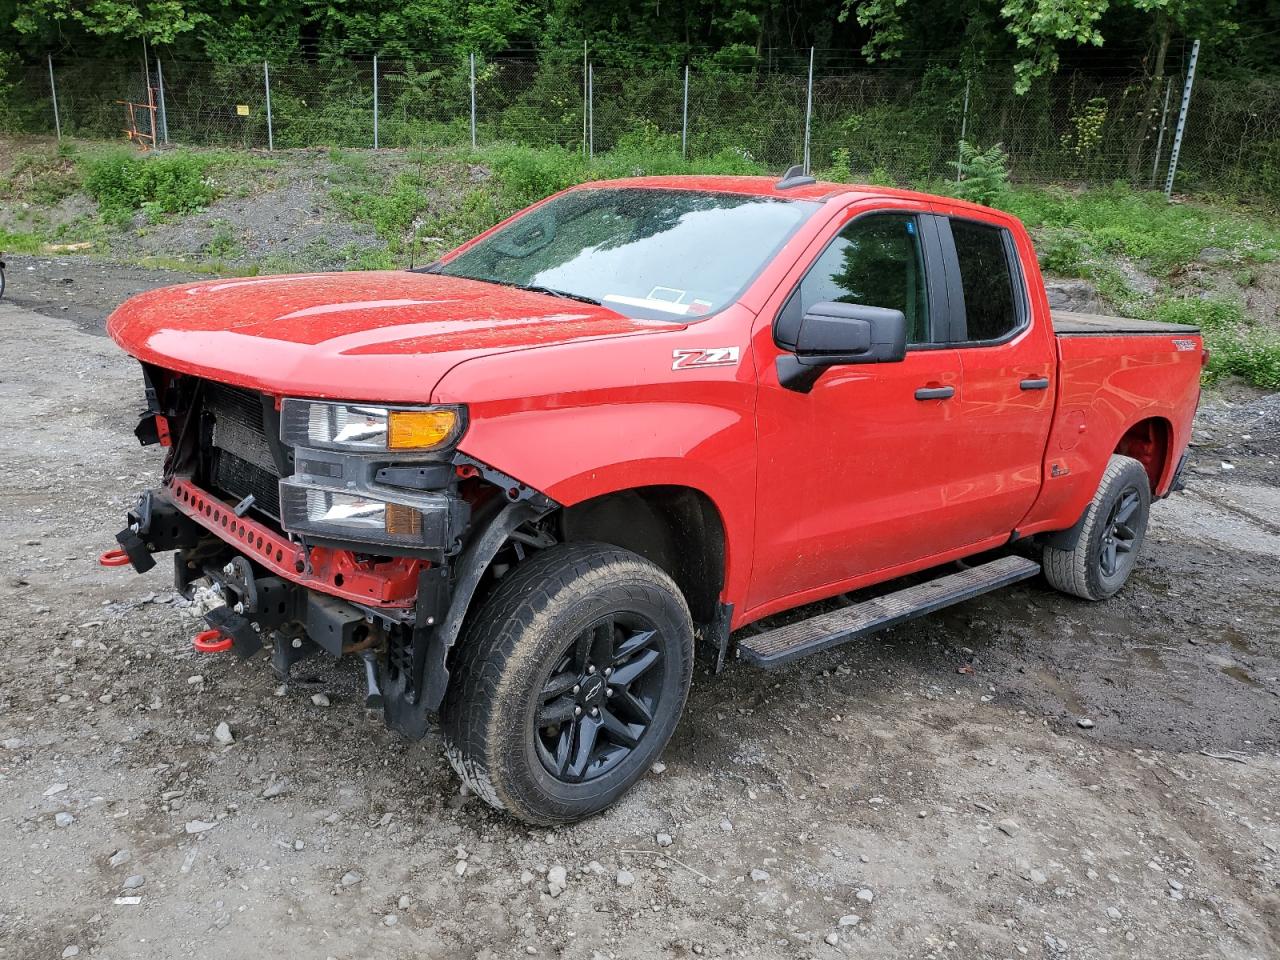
[914,386,955,400]
[1019,377,1050,390]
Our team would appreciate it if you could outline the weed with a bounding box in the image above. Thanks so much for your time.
[1143,296,1280,389]
[952,141,1010,206]
[1,148,82,204]
[0,228,45,253]
[83,151,216,224]
[204,219,241,260]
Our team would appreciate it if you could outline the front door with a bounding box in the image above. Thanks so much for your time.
[747,205,970,616]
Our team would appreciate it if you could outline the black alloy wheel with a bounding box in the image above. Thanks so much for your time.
[535,613,666,784]
[1098,485,1142,577]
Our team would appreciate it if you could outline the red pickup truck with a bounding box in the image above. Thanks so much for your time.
[106,171,1203,824]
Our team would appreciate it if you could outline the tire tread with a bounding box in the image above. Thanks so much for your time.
[441,542,692,825]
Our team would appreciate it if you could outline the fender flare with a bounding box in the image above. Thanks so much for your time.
[421,494,557,713]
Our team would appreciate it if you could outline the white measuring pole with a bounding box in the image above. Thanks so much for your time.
[48,55,62,140]
[373,54,379,149]
[802,47,814,174]
[470,53,477,149]
[1163,39,1199,198]
[263,61,274,150]
[682,64,689,159]
[156,57,169,145]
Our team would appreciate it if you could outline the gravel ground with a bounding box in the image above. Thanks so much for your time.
[0,270,1277,960]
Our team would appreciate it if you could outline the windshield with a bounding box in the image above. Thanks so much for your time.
[436,188,819,320]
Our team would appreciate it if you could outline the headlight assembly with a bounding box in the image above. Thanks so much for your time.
[280,399,465,453]
[278,479,468,549]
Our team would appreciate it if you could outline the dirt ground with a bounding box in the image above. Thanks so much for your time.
[0,259,1277,960]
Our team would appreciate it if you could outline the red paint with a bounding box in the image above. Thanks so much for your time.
[155,414,172,447]
[166,478,421,607]
[192,629,233,653]
[108,177,1203,630]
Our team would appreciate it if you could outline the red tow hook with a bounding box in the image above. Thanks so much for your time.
[98,548,131,568]
[193,629,233,654]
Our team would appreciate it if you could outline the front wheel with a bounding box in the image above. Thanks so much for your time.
[1043,454,1151,601]
[441,542,694,825]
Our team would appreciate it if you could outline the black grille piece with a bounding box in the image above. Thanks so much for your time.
[206,383,277,475]
[202,382,283,519]
[212,449,281,518]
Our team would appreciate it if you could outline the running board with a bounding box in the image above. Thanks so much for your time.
[737,555,1041,668]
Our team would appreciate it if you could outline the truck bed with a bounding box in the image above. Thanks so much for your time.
[1051,310,1200,337]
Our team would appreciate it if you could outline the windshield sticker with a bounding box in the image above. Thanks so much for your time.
[672,347,740,370]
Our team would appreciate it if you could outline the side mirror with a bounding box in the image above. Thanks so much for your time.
[777,302,908,392]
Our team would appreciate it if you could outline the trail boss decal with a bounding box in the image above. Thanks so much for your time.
[1171,339,1197,352]
[672,347,740,370]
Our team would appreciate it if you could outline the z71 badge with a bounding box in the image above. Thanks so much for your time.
[672,347,740,370]
[1171,338,1197,352]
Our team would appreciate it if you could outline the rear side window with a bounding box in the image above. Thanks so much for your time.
[950,220,1020,342]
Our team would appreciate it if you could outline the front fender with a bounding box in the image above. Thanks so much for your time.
[433,323,759,607]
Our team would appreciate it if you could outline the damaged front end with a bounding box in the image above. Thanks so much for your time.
[113,364,556,739]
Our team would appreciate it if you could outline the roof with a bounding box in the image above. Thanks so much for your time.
[566,176,1017,224]
[569,174,942,205]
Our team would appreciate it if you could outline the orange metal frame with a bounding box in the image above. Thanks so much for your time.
[117,86,158,150]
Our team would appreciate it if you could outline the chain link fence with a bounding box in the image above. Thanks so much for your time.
[5,52,1278,200]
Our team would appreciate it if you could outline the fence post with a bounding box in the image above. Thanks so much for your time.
[156,57,169,145]
[47,55,62,141]
[582,41,588,157]
[263,60,274,150]
[802,47,814,173]
[373,54,379,149]
[1163,39,1199,198]
[681,64,689,160]
[956,78,970,183]
[587,62,594,159]
[469,53,477,149]
[1150,78,1172,188]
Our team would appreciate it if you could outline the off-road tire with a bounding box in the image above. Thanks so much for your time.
[441,542,694,825]
[1043,454,1151,601]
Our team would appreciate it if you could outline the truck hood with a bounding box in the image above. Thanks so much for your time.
[106,271,675,403]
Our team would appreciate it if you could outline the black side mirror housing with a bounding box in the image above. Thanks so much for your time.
[777,301,908,392]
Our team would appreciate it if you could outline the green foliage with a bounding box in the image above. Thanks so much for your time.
[83,151,216,224]
[1146,297,1280,390]
[952,141,1010,206]
[0,228,46,253]
[204,219,241,260]
[1,146,82,204]
[1000,183,1280,277]
[331,170,433,253]
[995,183,1280,389]
[14,0,206,44]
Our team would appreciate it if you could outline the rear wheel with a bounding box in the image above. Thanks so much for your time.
[441,542,693,825]
[1043,454,1151,601]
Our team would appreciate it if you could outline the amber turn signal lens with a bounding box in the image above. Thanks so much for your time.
[384,502,423,536]
[387,410,458,449]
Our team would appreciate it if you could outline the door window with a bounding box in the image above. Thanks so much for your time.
[780,214,933,346]
[949,219,1022,342]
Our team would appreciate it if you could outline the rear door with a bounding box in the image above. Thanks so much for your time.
[932,211,1056,537]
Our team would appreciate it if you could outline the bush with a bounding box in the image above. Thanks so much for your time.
[83,151,216,224]
[953,141,1010,206]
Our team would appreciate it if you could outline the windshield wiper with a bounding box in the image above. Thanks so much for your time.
[512,283,602,305]
[426,273,603,306]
